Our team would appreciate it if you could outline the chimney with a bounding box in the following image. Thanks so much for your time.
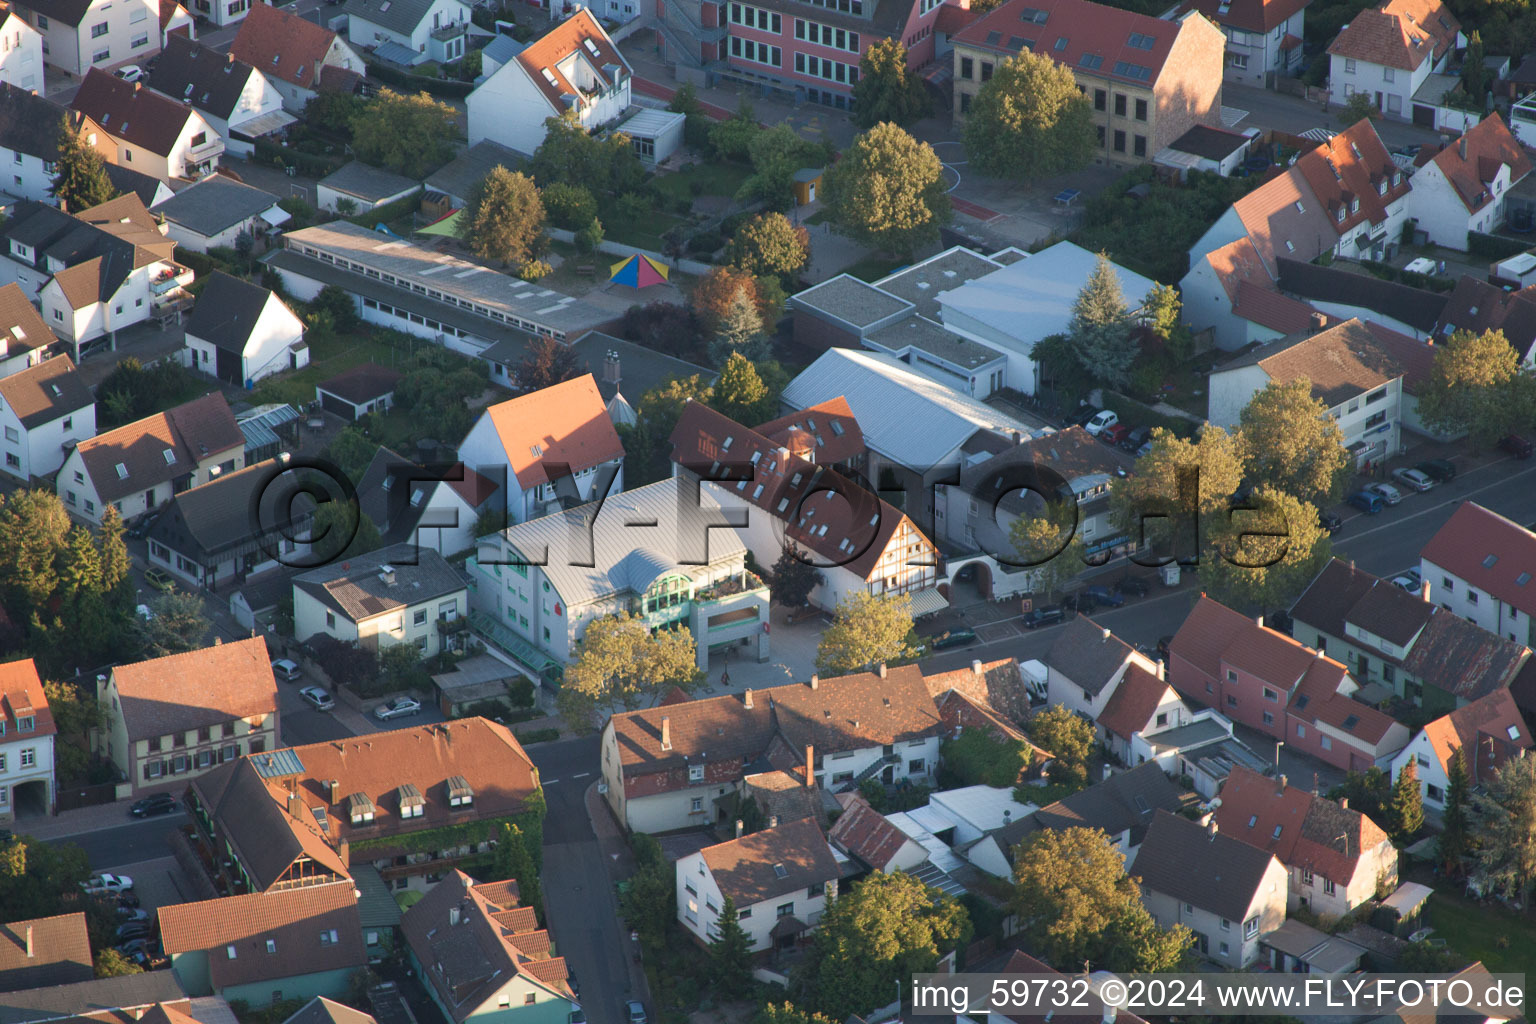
[604,350,622,384]
[1255,614,1264,628]
[214,636,222,645]
[971,659,984,677]
[805,745,815,787]
[878,663,887,678]
[660,716,671,750]
[327,779,339,801]
[1420,579,1431,603]
[1156,659,1165,681]
[25,926,33,958]
[1310,312,1328,333]
[735,819,744,839]
[1459,135,1468,160]
[1208,821,1219,841]
[449,905,461,926]
[1338,797,1349,810]
[287,792,303,819]
[768,815,779,828]
[809,674,819,690]
[1277,774,1287,796]
[743,688,753,708]
[227,51,234,64]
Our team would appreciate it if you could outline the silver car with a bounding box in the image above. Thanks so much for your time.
[1391,468,1434,492]
[300,686,335,711]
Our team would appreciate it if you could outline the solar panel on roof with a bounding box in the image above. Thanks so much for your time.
[1079,53,1103,69]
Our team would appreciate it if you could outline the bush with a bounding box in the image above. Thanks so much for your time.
[278,196,318,229]
[345,190,422,228]
[519,260,553,281]
[254,137,344,177]
[1467,231,1530,259]
[687,231,724,254]
[306,635,380,693]
[509,677,536,707]
[516,727,560,744]
[365,60,476,97]
[541,182,598,230]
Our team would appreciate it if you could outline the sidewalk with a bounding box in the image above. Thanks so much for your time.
[11,799,141,842]
[583,781,653,1008]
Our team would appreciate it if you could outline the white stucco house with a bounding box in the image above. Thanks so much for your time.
[1420,501,1536,647]
[1182,0,1308,88]
[0,9,44,92]
[10,0,159,77]
[341,0,472,66]
[144,37,294,159]
[467,9,631,156]
[0,657,56,822]
[152,175,290,253]
[1327,0,1462,122]
[69,69,223,181]
[1044,616,1162,723]
[0,355,93,482]
[1403,115,1533,250]
[0,282,55,380]
[1389,690,1532,810]
[293,543,468,659]
[228,3,365,114]
[183,273,306,387]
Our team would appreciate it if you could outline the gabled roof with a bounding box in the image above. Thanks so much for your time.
[9,0,95,27]
[283,996,379,1024]
[982,950,1151,1024]
[69,70,201,159]
[0,913,92,991]
[0,976,190,1024]
[316,363,404,405]
[106,162,174,208]
[145,457,317,562]
[1216,318,1404,409]
[957,425,1133,520]
[1327,0,1459,71]
[107,636,277,741]
[510,9,629,113]
[1181,0,1310,35]
[954,0,1185,87]
[1421,502,1536,613]
[292,543,466,624]
[355,447,425,544]
[147,35,261,121]
[74,391,243,504]
[755,397,866,467]
[1231,167,1345,274]
[1232,280,1324,333]
[1292,118,1411,237]
[924,657,1034,724]
[1214,765,1390,885]
[3,196,172,310]
[155,176,284,240]
[425,140,531,203]
[1000,761,1182,851]
[1134,810,1281,920]
[1292,558,1432,647]
[1046,615,1140,697]
[342,0,465,37]
[829,794,915,868]
[0,83,73,162]
[157,882,365,991]
[184,272,288,353]
[1432,275,1536,353]
[1278,258,1451,334]
[231,2,342,89]
[1287,654,1398,744]
[317,162,420,204]
[0,356,89,431]
[742,769,824,827]
[1419,115,1533,215]
[1096,664,1178,740]
[0,658,56,741]
[1170,595,1328,692]
[480,374,622,488]
[699,818,840,906]
[1418,689,1532,785]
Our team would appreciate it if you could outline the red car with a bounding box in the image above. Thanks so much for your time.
[1099,423,1131,446]
[1499,434,1534,459]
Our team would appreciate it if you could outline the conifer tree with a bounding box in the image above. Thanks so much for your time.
[51,118,115,212]
[709,895,754,999]
[1389,760,1425,841]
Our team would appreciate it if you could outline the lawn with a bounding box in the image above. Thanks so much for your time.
[251,330,413,409]
[651,160,753,205]
[842,253,911,282]
[605,208,689,252]
[1424,890,1536,973]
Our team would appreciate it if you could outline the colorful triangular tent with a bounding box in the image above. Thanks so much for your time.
[609,252,670,288]
[417,209,462,237]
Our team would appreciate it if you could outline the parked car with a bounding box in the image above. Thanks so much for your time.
[1021,605,1065,629]
[114,64,144,82]
[1348,491,1384,515]
[142,567,173,591]
[626,1002,648,1024]
[1073,406,1102,428]
[930,629,978,651]
[1416,458,1457,483]
[374,696,423,721]
[115,922,150,941]
[1319,510,1344,533]
[117,892,141,909]
[82,873,134,895]
[270,658,302,683]
[1085,584,1125,608]
[115,908,150,922]
[126,511,160,540]
[1392,575,1420,593]
[1085,410,1119,437]
[300,686,335,711]
[1099,423,1131,446]
[1499,434,1534,459]
[116,938,158,958]
[130,793,179,818]
[1391,467,1435,492]
[1118,426,1152,452]
[1115,576,1151,597]
[1366,482,1403,506]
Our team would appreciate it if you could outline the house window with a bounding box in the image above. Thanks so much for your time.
[1296,723,1306,738]
[1263,687,1278,702]
[325,611,335,628]
[1133,134,1146,157]
[1134,97,1147,120]
[90,21,108,36]
[1226,669,1238,683]
[1094,88,1106,111]
[1467,590,1480,605]
[1114,93,1126,116]
[688,764,705,782]
[691,797,703,812]
[414,609,427,626]
[1323,878,1336,896]
[19,748,35,768]
[908,758,925,774]
[980,62,993,81]
[1426,783,1444,801]
[960,56,973,78]
[1226,694,1238,707]
[1320,735,1332,751]
[1262,711,1274,725]
[1220,918,1230,931]
[1113,129,1126,152]
[777,902,795,917]
[525,995,536,1006]
[1344,58,1356,73]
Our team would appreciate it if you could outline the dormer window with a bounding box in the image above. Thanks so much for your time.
[1336,207,1346,223]
[1350,197,1359,213]
[1378,179,1387,196]
[347,791,376,825]
[447,775,474,808]
[399,782,425,818]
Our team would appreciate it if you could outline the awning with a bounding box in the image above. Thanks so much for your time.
[260,206,292,228]
[1279,33,1303,50]
[231,108,298,139]
[769,915,808,938]
[907,587,949,617]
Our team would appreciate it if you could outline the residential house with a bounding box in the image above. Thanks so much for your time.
[0,970,191,1018]
[466,10,630,156]
[160,0,195,46]
[423,140,530,210]
[1290,558,1532,713]
[106,160,176,208]
[753,396,868,477]
[56,391,244,524]
[1405,115,1532,249]
[1180,0,1309,87]
[741,767,825,827]
[9,0,160,77]
[0,11,44,95]
[925,657,1043,742]
[153,176,291,253]
[0,658,55,823]
[315,162,420,215]
[1182,119,1411,349]
[1043,615,1161,722]
[1155,124,1258,178]
[0,194,193,358]
[183,272,306,385]
[1388,689,1531,810]
[145,37,294,157]
[97,636,278,796]
[1431,274,1536,370]
[828,795,928,872]
[354,447,428,546]
[0,85,108,206]
[915,785,1038,877]
[342,0,472,66]
[180,0,252,30]
[157,883,365,1005]
[69,69,222,181]
[972,761,1184,873]
[469,476,768,673]
[1135,810,1288,966]
[145,458,316,589]
[952,0,1225,166]
[285,998,380,1024]
[601,665,945,833]
[1096,662,1191,763]
[1420,501,1536,646]
[293,543,468,659]
[315,364,403,421]
[401,870,577,1024]
[0,355,94,482]
[1131,711,1271,798]
[229,3,365,113]
[340,444,495,556]
[1168,595,1409,771]
[1276,256,1446,340]
[0,283,55,381]
[186,718,543,893]
[1208,318,1407,466]
[676,819,840,952]
[0,913,91,992]
[1213,765,1398,915]
[1328,0,1462,121]
[668,401,942,616]
[957,950,1151,1024]
[457,374,624,524]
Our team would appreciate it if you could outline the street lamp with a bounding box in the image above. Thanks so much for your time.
[1274,740,1285,772]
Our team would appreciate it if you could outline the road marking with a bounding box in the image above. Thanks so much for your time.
[543,778,560,785]
[1338,462,1536,549]
[573,772,591,779]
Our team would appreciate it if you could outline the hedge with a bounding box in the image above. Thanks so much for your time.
[516,727,560,745]
[366,60,476,98]
[253,137,346,178]
[1100,389,1199,438]
[1467,231,1530,260]
[346,190,423,228]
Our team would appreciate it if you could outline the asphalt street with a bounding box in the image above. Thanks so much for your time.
[74,816,188,870]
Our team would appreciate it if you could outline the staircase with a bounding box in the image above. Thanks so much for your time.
[644,0,722,70]
[851,753,901,789]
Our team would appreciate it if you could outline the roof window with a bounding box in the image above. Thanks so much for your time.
[773,863,788,878]
[163,448,176,464]
[115,462,129,479]
[1247,814,1258,827]
[1517,572,1531,586]
[1272,825,1283,839]
[1483,554,1498,568]
[1079,53,1102,69]
[1342,714,1360,731]
[1127,31,1155,49]
[1510,725,1523,740]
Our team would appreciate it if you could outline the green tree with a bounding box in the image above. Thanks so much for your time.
[709,895,754,1000]
[1008,500,1086,600]
[1342,92,1378,126]
[724,212,810,284]
[540,182,599,230]
[1198,487,1332,614]
[758,1005,838,1024]
[1328,767,1391,823]
[852,38,929,128]
[939,728,1032,788]
[309,499,383,563]
[515,336,582,393]
[350,89,458,176]
[618,374,715,485]
[1463,31,1487,100]
[1469,752,1536,905]
[1026,704,1096,789]
[574,217,604,255]
[379,642,424,692]
[1012,827,1192,972]
[619,833,675,956]
[1144,281,1182,340]
[312,285,361,333]
[1110,425,1246,560]
[708,289,769,366]
[461,167,547,268]
[737,123,830,211]
[792,872,969,1020]
[97,505,131,595]
[528,110,643,196]
[1239,379,1352,503]
[94,949,144,978]
[1437,748,1473,876]
[1417,328,1536,445]
[490,822,543,921]
[557,614,703,729]
[44,679,107,784]
[709,102,762,161]
[711,352,771,424]
[1388,759,1425,841]
[1068,253,1137,388]
[963,50,1094,180]
[138,589,211,658]
[815,592,917,675]
[770,545,825,611]
[325,426,378,486]
[0,834,91,920]
[667,83,713,148]
[693,267,762,335]
[824,123,951,255]
[0,489,73,613]
[51,117,116,212]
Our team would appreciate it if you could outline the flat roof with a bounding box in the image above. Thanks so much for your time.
[279,222,610,338]
[865,314,1002,371]
[790,273,913,329]
[874,246,1002,319]
[618,108,685,139]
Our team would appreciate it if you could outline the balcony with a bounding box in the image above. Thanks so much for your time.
[151,263,194,296]
[694,570,766,605]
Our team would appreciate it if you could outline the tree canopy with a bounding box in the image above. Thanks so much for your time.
[461,167,547,268]
[51,117,116,212]
[137,589,212,659]
[516,336,583,393]
[618,374,715,485]
[1437,749,1473,876]
[824,123,951,255]
[1239,379,1352,504]
[771,545,825,611]
[1110,426,1244,562]
[852,38,929,128]
[711,352,772,424]
[528,110,645,197]
[1008,500,1086,599]
[1068,253,1137,389]
[724,212,810,284]
[708,289,770,366]
[963,51,1095,179]
[1197,487,1332,613]
[350,89,458,177]
[489,822,543,921]
[1417,328,1536,445]
[557,614,703,729]
[1470,752,1536,904]
[815,592,917,675]
[1026,704,1096,789]
[708,895,754,1000]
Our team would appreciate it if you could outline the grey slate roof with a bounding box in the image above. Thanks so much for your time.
[0,83,70,161]
[154,175,282,238]
[1133,810,1281,921]
[319,161,421,203]
[1277,257,1449,333]
[1000,761,1183,852]
[147,35,259,121]
[1045,615,1138,696]
[292,542,465,623]
[0,971,188,1024]
[105,162,171,207]
[425,140,529,203]
[342,0,446,36]
[355,446,427,545]
[145,457,316,562]
[184,272,281,353]
[8,0,95,28]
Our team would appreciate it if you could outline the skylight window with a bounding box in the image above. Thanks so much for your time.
[1517,572,1531,586]
[163,448,176,464]
[1127,31,1155,49]
[1509,725,1522,741]
[1483,554,1499,568]
[115,463,128,479]
[541,67,558,85]
[1054,35,1067,49]
[985,30,1001,44]
[1247,814,1258,827]
[773,863,788,878]
[722,435,734,450]
[1342,714,1360,731]
[1272,825,1283,839]
[1009,35,1030,49]
[1078,53,1102,69]
[584,39,601,56]
[830,421,844,436]
[1294,694,1309,709]
[530,443,543,457]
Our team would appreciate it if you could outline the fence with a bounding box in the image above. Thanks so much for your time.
[55,779,122,812]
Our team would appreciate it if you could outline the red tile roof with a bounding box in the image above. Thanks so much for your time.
[755,396,866,467]
[1244,318,1405,407]
[699,818,840,906]
[0,913,92,990]
[829,795,914,869]
[484,374,624,489]
[0,657,56,741]
[1095,663,1176,740]
[1421,502,1536,614]
[1293,119,1411,237]
[1360,321,1434,393]
[1206,236,1276,303]
[513,10,629,113]
[108,637,277,741]
[934,2,980,35]
[231,3,341,89]
[69,70,201,159]
[1327,0,1459,70]
[955,0,1182,87]
[1420,115,1534,215]
[1289,659,1397,743]
[1232,167,1341,273]
[1181,0,1309,34]
[1419,689,1532,785]
[992,951,1150,1024]
[1171,595,1321,690]
[1213,765,1391,885]
[1232,280,1325,332]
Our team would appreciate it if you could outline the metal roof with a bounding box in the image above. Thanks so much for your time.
[618,108,685,139]
[251,748,306,778]
[238,403,299,452]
